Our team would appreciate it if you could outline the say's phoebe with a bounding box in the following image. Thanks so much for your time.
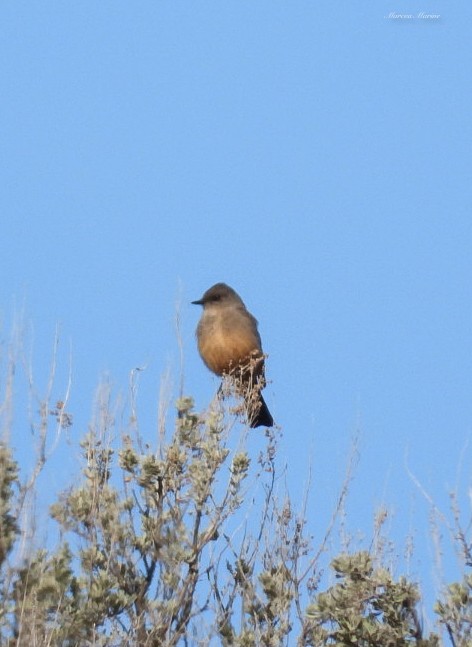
[192,283,274,428]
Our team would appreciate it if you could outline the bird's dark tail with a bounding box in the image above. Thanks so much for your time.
[249,393,274,428]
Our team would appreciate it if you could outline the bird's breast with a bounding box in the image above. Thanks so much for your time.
[197,315,263,378]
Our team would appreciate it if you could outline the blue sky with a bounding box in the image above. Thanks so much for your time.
[1,0,471,633]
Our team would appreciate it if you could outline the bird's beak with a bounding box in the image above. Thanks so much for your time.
[191,299,204,305]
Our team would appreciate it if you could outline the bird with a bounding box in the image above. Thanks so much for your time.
[192,283,274,428]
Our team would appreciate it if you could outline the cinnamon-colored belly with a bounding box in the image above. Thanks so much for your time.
[198,329,262,377]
